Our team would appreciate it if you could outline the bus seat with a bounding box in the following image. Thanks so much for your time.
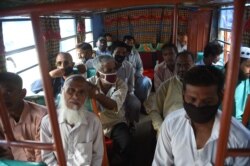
[24,95,46,106]
[155,43,164,51]
[137,43,155,52]
[0,160,46,166]
[87,68,96,78]
[197,52,204,62]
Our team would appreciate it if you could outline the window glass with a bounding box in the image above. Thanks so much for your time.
[59,19,76,38]
[2,21,35,51]
[85,33,93,43]
[219,8,233,30]
[85,18,92,32]
[6,49,38,73]
[60,37,76,52]
[19,66,42,96]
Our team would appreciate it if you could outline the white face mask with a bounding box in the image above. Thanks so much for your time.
[107,41,112,47]
[98,71,117,85]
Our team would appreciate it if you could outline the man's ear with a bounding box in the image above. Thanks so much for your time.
[21,89,27,99]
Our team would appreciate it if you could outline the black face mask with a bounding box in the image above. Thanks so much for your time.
[64,66,74,76]
[183,101,220,124]
[115,55,126,63]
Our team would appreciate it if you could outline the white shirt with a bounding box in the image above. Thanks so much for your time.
[152,109,250,166]
[196,59,206,66]
[177,41,187,53]
[87,76,128,136]
[41,110,104,166]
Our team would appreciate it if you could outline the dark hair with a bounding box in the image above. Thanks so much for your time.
[0,72,23,88]
[111,41,129,54]
[161,43,178,55]
[204,41,223,58]
[104,33,112,38]
[123,35,135,42]
[176,51,195,62]
[183,66,225,94]
[76,42,92,51]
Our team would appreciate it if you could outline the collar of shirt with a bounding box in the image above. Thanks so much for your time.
[15,101,30,124]
[184,110,221,143]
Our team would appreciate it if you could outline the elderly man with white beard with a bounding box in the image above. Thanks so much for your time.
[40,75,104,166]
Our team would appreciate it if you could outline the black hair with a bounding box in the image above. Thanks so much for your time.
[204,41,223,58]
[176,50,195,62]
[183,66,225,94]
[123,35,135,42]
[161,43,178,55]
[0,72,23,88]
[104,33,112,38]
[76,42,92,51]
[111,41,129,54]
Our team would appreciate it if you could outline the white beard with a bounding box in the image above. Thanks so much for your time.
[58,94,85,125]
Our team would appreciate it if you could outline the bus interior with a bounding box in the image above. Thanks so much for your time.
[0,0,250,166]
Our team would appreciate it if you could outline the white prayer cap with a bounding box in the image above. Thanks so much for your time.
[240,47,250,59]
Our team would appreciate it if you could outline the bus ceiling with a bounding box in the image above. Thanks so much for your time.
[0,0,249,17]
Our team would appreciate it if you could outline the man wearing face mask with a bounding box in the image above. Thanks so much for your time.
[111,41,141,130]
[87,56,133,166]
[104,33,113,52]
[153,66,250,166]
[196,41,223,67]
[149,51,194,136]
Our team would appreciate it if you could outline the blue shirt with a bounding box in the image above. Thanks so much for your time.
[234,78,250,121]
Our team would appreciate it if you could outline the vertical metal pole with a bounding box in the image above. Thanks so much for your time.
[172,4,178,45]
[30,13,66,166]
[215,0,246,165]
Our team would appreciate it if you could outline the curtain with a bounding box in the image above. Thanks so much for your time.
[76,16,85,44]
[40,17,61,70]
[242,7,250,46]
[0,21,6,72]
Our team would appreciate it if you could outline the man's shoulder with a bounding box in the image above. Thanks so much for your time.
[84,111,101,124]
[164,108,186,124]
[25,101,47,117]
[229,116,250,142]
[160,76,181,88]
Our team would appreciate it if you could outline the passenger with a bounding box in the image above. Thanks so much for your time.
[40,75,103,165]
[233,46,250,122]
[87,56,132,166]
[76,42,94,69]
[123,35,152,113]
[49,52,80,98]
[75,42,95,78]
[31,52,84,98]
[111,41,141,129]
[196,41,223,66]
[95,36,111,56]
[154,43,177,91]
[176,32,188,53]
[104,33,113,51]
[152,66,250,165]
[0,72,47,162]
[149,51,194,136]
